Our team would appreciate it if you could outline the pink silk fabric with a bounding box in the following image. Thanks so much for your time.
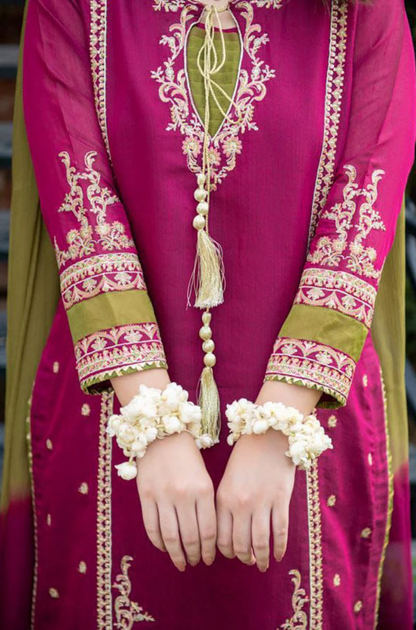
[1,0,416,628]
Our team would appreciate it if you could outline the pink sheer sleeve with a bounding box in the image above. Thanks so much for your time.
[264,0,416,407]
[22,0,168,395]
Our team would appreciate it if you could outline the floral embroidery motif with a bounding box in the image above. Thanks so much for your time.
[75,324,167,394]
[308,166,386,280]
[54,152,134,269]
[294,268,377,329]
[90,0,112,161]
[60,253,146,310]
[307,462,323,629]
[279,570,308,630]
[151,1,278,188]
[265,338,355,407]
[308,0,348,244]
[113,556,155,627]
[97,392,114,629]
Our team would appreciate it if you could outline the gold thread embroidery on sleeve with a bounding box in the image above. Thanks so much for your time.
[113,556,155,626]
[279,570,308,629]
[308,166,386,280]
[54,152,134,269]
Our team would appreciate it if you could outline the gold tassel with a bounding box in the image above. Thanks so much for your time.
[188,226,225,308]
[198,365,221,443]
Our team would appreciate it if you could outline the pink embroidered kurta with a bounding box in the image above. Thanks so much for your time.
[0,0,415,628]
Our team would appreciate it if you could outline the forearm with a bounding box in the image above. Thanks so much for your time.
[255,380,322,416]
[110,368,171,407]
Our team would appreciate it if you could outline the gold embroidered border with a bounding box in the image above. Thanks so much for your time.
[264,338,355,407]
[60,253,146,310]
[307,0,348,245]
[97,391,114,629]
[90,0,111,161]
[373,370,394,628]
[75,323,167,395]
[306,462,323,630]
[26,392,38,630]
[295,268,377,329]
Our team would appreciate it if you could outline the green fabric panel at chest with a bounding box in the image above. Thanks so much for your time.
[186,26,241,137]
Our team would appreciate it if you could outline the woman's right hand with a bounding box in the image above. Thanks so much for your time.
[136,430,217,571]
[111,369,216,571]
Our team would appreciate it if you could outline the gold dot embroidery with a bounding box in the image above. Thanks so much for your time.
[47,514,52,527]
[78,561,87,574]
[81,404,91,417]
[354,601,363,614]
[327,495,337,507]
[333,574,341,587]
[328,415,337,428]
[49,588,59,599]
[46,439,53,451]
[362,375,368,388]
[361,528,372,539]
[78,483,89,495]
[53,362,60,374]
[368,453,373,466]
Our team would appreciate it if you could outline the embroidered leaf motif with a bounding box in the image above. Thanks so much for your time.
[113,556,155,627]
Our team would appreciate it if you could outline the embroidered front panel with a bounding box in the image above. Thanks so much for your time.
[308,0,348,244]
[113,556,155,626]
[90,0,112,161]
[308,166,386,280]
[294,268,377,329]
[264,338,355,406]
[151,1,279,189]
[97,392,114,629]
[154,0,283,9]
[306,463,324,629]
[75,323,167,394]
[60,253,146,310]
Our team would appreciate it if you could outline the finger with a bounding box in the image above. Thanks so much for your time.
[158,502,187,571]
[196,493,217,566]
[176,501,201,566]
[141,499,166,553]
[252,507,271,572]
[233,512,255,566]
[272,505,289,562]
[216,503,235,559]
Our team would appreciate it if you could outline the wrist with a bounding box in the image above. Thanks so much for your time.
[256,380,322,416]
[111,368,171,407]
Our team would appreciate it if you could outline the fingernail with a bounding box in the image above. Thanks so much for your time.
[204,556,215,566]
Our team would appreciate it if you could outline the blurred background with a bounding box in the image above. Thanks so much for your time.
[1,0,416,621]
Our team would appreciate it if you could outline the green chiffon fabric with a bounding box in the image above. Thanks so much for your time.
[0,20,408,514]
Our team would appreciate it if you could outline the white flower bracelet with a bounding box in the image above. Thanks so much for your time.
[225,399,333,470]
[107,382,215,480]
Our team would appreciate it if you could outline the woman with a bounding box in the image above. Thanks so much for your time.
[0,0,415,627]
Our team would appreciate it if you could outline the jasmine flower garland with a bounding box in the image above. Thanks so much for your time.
[107,382,215,480]
[225,399,333,470]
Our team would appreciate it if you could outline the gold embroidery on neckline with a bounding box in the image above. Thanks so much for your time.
[113,556,155,626]
[151,1,279,189]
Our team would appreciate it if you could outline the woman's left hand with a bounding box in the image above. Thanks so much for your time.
[216,380,321,572]
[216,429,295,572]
